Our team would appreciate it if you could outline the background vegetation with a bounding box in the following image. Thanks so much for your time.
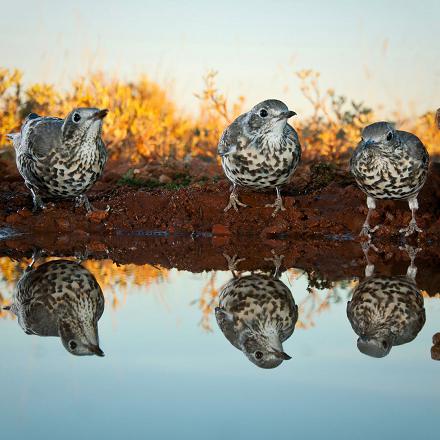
[1,68,439,163]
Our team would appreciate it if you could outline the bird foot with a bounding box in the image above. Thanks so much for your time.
[224,192,247,212]
[399,220,422,237]
[223,254,245,273]
[265,198,286,217]
[398,245,422,262]
[359,224,380,238]
[75,195,110,214]
[264,250,284,278]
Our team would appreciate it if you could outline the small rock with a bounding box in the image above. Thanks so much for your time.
[56,217,70,231]
[17,208,32,218]
[159,174,172,184]
[5,213,22,224]
[86,209,109,223]
[212,224,231,236]
[88,241,107,252]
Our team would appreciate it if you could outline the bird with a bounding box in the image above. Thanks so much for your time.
[215,253,298,368]
[3,257,105,357]
[346,244,425,358]
[350,121,429,237]
[218,99,301,216]
[7,107,108,212]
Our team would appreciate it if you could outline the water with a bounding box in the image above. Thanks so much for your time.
[0,246,438,440]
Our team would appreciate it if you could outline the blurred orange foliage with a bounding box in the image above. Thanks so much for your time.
[1,68,438,162]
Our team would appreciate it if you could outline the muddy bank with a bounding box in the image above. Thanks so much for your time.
[0,158,439,239]
[1,233,439,296]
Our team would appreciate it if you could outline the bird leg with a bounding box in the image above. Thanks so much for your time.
[224,185,247,212]
[27,185,46,212]
[361,240,378,277]
[399,197,422,236]
[400,244,421,280]
[264,250,284,278]
[223,253,245,278]
[75,194,94,212]
[265,187,286,217]
[359,196,379,237]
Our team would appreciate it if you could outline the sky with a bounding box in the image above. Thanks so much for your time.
[1,0,439,117]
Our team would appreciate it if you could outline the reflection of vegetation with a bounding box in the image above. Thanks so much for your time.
[190,272,219,332]
[0,257,167,315]
[2,68,439,162]
[1,258,438,327]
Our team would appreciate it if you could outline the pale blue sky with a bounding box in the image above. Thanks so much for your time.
[1,267,439,439]
[1,0,439,117]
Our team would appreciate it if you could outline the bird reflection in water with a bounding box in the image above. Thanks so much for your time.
[347,244,425,358]
[215,253,298,368]
[3,253,105,357]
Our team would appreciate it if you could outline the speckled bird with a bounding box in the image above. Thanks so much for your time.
[218,100,301,216]
[215,254,298,368]
[3,258,105,357]
[346,245,425,358]
[7,107,108,212]
[350,121,429,236]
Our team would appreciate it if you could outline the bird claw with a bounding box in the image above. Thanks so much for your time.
[359,224,380,238]
[264,250,284,278]
[223,254,245,272]
[265,199,286,217]
[224,192,247,212]
[399,220,422,237]
[398,245,422,260]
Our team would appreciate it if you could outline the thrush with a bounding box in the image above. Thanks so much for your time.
[8,107,108,212]
[218,99,301,216]
[215,253,298,368]
[346,244,425,358]
[350,121,429,237]
[3,257,105,357]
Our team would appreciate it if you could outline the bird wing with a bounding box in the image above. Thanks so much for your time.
[215,307,240,350]
[19,114,63,159]
[217,114,248,157]
[286,124,301,147]
[398,130,429,166]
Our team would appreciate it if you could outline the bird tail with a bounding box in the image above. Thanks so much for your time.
[6,132,19,142]
[6,132,20,150]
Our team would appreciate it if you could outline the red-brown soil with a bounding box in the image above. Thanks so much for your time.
[1,232,439,296]
[1,157,439,240]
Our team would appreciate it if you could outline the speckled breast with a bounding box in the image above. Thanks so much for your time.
[18,144,107,198]
[351,150,427,200]
[347,276,425,343]
[219,274,297,335]
[221,143,300,190]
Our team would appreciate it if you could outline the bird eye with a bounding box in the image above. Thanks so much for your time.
[255,351,263,360]
[73,113,81,123]
[382,341,388,349]
[386,131,393,141]
[69,341,77,350]
[259,109,268,118]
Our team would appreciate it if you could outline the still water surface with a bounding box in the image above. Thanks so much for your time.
[0,250,438,440]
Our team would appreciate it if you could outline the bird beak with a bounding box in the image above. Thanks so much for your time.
[2,305,11,311]
[273,350,292,360]
[89,344,105,357]
[92,109,108,121]
[279,110,296,120]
